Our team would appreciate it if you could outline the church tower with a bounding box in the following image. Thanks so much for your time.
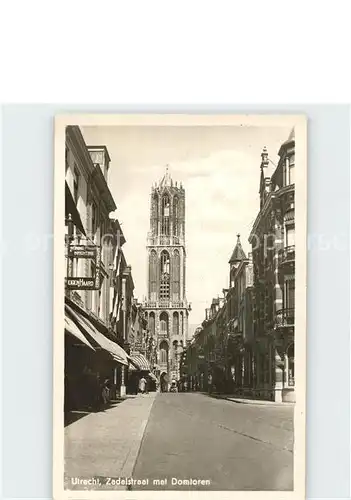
[144,166,191,389]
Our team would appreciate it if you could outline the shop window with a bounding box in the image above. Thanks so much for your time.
[287,344,295,386]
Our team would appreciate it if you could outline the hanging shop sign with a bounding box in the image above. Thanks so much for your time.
[66,277,97,289]
[66,246,101,290]
[68,245,98,259]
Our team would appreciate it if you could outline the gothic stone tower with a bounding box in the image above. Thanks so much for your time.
[144,167,191,388]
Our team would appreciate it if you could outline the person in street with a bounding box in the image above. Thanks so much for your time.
[102,379,110,406]
[139,376,147,394]
[208,373,213,394]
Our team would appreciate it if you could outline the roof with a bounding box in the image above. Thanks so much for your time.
[278,128,295,156]
[229,234,247,263]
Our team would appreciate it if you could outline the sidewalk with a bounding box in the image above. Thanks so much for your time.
[64,392,156,490]
[205,393,295,407]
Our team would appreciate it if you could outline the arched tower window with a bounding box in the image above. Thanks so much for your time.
[173,311,179,335]
[160,312,169,335]
[161,194,170,235]
[159,340,168,364]
[173,196,179,236]
[149,250,157,301]
[173,250,180,301]
[149,312,155,336]
[160,250,170,299]
[152,193,159,235]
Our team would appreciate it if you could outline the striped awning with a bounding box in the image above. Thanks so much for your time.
[129,353,150,371]
[65,312,95,350]
[66,305,129,366]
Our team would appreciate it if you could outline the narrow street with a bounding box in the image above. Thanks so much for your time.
[65,392,293,491]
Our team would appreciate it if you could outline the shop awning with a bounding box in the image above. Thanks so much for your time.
[65,181,86,235]
[65,311,95,350]
[65,305,129,365]
[129,353,150,371]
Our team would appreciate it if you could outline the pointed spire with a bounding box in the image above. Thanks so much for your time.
[229,233,247,263]
[160,164,172,187]
[261,146,269,169]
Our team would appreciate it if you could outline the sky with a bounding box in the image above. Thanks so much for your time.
[81,125,291,336]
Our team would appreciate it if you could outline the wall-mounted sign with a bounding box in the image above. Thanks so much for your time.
[66,277,96,289]
[66,246,101,290]
[68,245,97,259]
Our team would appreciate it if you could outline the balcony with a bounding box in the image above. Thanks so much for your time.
[275,308,295,328]
[144,300,187,309]
[278,245,295,267]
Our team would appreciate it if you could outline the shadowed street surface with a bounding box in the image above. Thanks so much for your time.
[132,392,293,491]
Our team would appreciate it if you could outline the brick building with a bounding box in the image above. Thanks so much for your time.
[249,129,295,402]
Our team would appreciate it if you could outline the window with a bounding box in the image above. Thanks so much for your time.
[284,279,295,311]
[173,196,179,236]
[73,165,80,204]
[173,250,180,301]
[161,195,170,235]
[285,225,295,247]
[149,251,157,301]
[173,312,179,335]
[159,340,168,364]
[160,312,169,334]
[149,312,155,335]
[92,203,97,240]
[287,343,294,386]
[153,194,159,235]
[160,250,170,299]
[284,155,295,186]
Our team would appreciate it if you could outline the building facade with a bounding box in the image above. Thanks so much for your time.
[144,168,191,391]
[249,130,295,402]
[64,126,142,406]
[180,130,295,403]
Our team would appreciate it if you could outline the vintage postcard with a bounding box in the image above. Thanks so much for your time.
[53,114,307,500]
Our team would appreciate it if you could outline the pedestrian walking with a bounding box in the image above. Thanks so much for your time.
[139,376,147,394]
[208,373,213,394]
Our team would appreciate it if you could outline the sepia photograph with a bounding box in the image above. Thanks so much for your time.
[53,114,307,499]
